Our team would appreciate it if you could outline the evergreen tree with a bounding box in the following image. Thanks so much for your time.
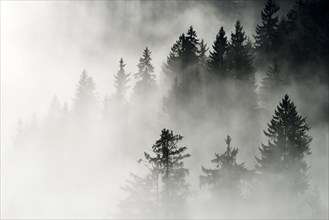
[72,70,98,119]
[133,47,157,99]
[163,26,205,125]
[13,119,24,146]
[44,96,62,128]
[119,129,190,218]
[256,94,312,195]
[260,59,285,106]
[208,27,228,77]
[254,0,280,55]
[198,39,209,69]
[200,135,250,197]
[228,20,254,80]
[113,58,130,104]
[119,172,158,218]
[150,129,190,218]
[182,26,200,67]
[227,20,258,111]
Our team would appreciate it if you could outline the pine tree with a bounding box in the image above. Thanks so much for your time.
[256,94,312,195]
[254,0,280,55]
[113,58,130,104]
[208,27,228,77]
[200,135,250,197]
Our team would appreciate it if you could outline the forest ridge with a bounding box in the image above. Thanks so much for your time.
[8,0,329,219]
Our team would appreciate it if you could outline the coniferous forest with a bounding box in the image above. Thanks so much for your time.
[1,0,328,219]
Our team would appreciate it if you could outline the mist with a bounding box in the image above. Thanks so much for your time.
[1,0,328,219]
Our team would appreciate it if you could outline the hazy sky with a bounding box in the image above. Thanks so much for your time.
[1,0,294,147]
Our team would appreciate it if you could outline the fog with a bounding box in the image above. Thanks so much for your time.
[1,0,328,219]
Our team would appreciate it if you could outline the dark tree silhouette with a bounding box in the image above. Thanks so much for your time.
[119,129,190,218]
[200,135,250,197]
[256,94,312,195]
[208,27,228,77]
[198,39,209,69]
[150,129,190,218]
[254,0,280,56]
[227,20,258,112]
[163,26,206,125]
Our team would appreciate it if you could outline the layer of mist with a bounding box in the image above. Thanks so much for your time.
[1,0,328,219]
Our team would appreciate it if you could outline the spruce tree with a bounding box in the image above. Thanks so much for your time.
[44,96,62,128]
[208,27,228,77]
[198,39,209,69]
[120,129,190,218]
[133,47,157,99]
[162,26,204,124]
[13,119,24,147]
[200,135,249,197]
[182,26,199,67]
[256,94,312,195]
[227,20,258,112]
[228,20,254,80]
[119,172,158,218]
[113,58,130,104]
[73,70,97,119]
[151,129,190,218]
[254,0,280,55]
[260,59,285,106]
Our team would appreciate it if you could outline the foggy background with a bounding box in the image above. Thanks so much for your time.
[1,0,327,219]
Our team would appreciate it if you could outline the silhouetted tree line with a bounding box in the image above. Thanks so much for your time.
[120,94,326,218]
[11,0,328,218]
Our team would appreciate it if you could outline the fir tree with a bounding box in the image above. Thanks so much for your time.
[44,96,62,128]
[182,26,200,67]
[198,39,209,69]
[254,0,280,55]
[228,20,254,80]
[256,94,312,195]
[119,129,190,218]
[113,58,130,104]
[200,135,250,197]
[151,129,190,218]
[73,70,97,119]
[208,27,228,77]
[133,47,157,99]
[163,26,204,124]
[119,172,158,218]
[227,20,258,112]
[13,119,24,146]
[260,59,285,106]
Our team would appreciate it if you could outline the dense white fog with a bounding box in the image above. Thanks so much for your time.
[1,0,328,219]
